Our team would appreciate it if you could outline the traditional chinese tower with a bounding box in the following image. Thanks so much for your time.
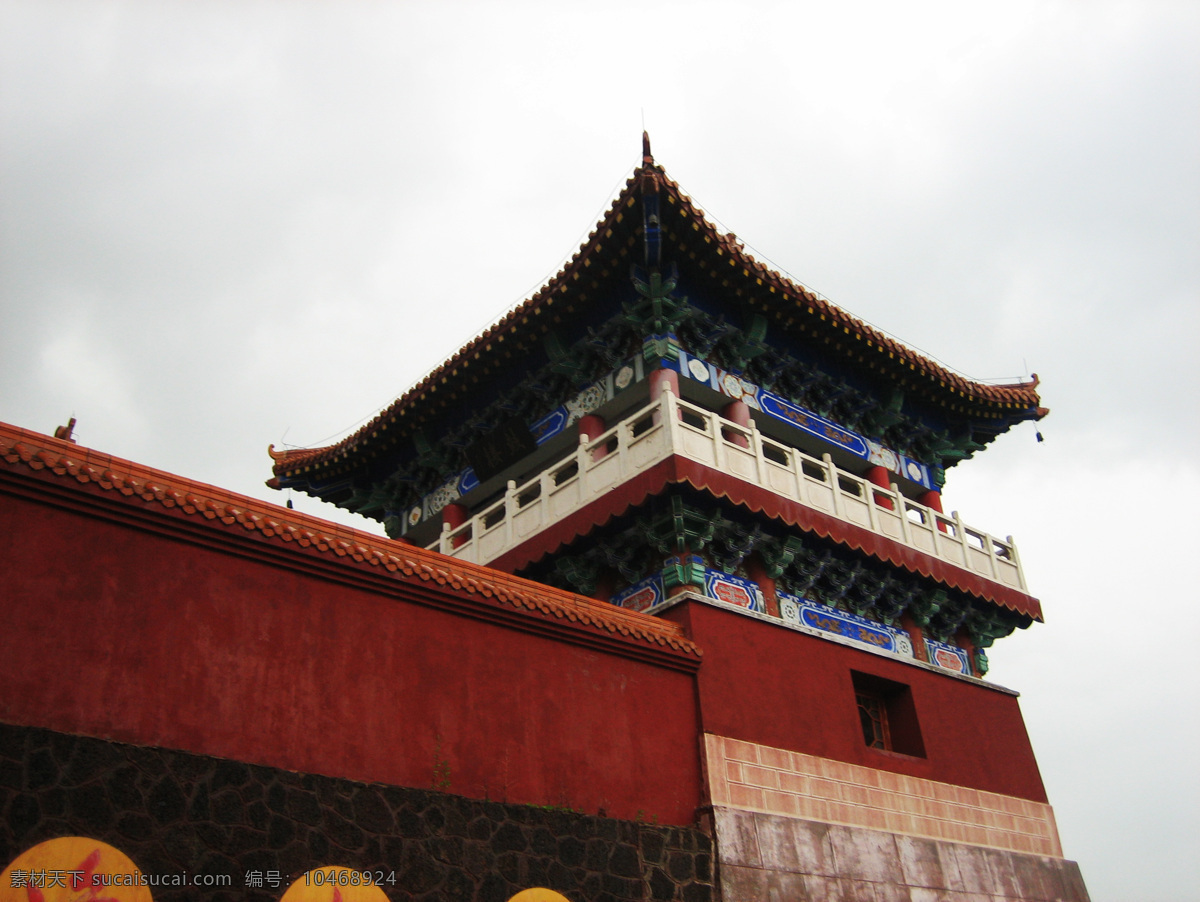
[270,136,1087,900]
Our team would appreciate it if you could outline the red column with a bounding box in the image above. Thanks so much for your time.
[866,465,895,511]
[900,612,928,663]
[578,413,607,462]
[745,555,778,617]
[920,489,948,533]
[442,502,469,550]
[649,367,679,401]
[720,399,751,449]
[649,367,681,425]
[955,629,980,678]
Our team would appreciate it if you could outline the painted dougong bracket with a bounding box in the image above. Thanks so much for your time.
[626,265,692,334]
[758,535,807,580]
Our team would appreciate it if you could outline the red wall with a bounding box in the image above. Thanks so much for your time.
[661,601,1048,803]
[0,452,1052,826]
[0,487,702,825]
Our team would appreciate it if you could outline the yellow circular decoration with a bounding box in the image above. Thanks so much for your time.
[280,867,392,902]
[0,837,152,902]
[507,891,571,902]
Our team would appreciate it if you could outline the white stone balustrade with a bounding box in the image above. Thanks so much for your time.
[429,387,1026,593]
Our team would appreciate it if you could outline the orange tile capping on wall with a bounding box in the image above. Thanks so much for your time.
[704,734,1064,859]
[0,421,702,663]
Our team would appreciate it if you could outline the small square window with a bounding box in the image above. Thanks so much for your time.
[851,671,925,758]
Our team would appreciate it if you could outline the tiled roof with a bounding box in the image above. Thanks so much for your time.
[271,143,1045,481]
[0,422,702,661]
[649,169,1045,407]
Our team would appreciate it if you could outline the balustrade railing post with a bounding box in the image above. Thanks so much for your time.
[951,511,968,559]
[616,418,627,480]
[711,407,727,471]
[873,479,892,534]
[540,470,552,530]
[1007,535,1027,591]
[749,417,765,488]
[824,453,843,520]
[893,482,912,546]
[864,475,880,533]
[504,479,517,548]
[981,531,1000,581]
[577,432,590,492]
[661,381,678,425]
[654,383,675,462]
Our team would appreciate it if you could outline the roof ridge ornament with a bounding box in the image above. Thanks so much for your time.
[639,131,662,265]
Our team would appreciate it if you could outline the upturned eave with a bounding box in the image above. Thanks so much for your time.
[270,144,1044,489]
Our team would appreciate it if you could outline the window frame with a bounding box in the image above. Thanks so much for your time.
[850,670,926,758]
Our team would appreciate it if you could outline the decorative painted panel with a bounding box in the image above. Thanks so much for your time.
[612,573,666,614]
[778,591,914,658]
[703,569,765,614]
[925,637,971,674]
[419,473,471,522]
[529,371,621,444]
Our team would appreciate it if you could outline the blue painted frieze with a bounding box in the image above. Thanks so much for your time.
[778,591,914,658]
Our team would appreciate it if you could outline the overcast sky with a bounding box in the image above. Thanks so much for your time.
[2,3,1197,900]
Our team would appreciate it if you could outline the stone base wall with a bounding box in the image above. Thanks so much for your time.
[713,808,1088,902]
[0,723,714,902]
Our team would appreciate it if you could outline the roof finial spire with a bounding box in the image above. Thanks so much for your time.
[642,131,654,166]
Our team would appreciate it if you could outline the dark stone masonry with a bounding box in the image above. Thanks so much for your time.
[0,723,713,901]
